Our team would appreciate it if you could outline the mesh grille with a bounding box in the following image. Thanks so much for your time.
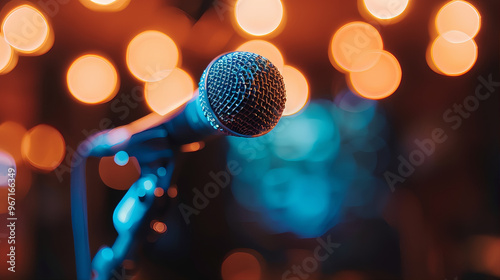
[198,51,286,137]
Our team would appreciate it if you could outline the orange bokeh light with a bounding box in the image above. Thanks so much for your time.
[1,4,53,55]
[67,54,119,104]
[154,187,164,197]
[180,141,205,153]
[0,122,27,163]
[348,50,402,100]
[145,68,194,116]
[282,65,309,116]
[21,124,66,171]
[79,0,131,12]
[0,34,18,74]
[362,0,409,20]
[151,221,167,234]
[126,30,179,82]
[167,185,178,198]
[235,0,284,36]
[428,32,477,76]
[330,21,384,73]
[435,0,481,42]
[236,40,284,71]
[98,156,141,190]
[221,250,262,280]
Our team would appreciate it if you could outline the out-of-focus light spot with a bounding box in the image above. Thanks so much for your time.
[221,250,262,280]
[143,179,154,191]
[435,0,480,42]
[428,32,477,76]
[126,30,179,82]
[282,66,309,116]
[180,141,205,153]
[154,187,164,197]
[114,151,129,166]
[0,122,27,162]
[469,236,500,277]
[151,221,167,234]
[99,156,140,190]
[79,0,131,12]
[236,40,284,71]
[145,68,194,116]
[157,167,167,177]
[330,22,383,73]
[348,50,401,100]
[0,34,18,74]
[117,197,136,224]
[363,0,409,20]
[106,127,131,146]
[67,54,119,104]
[235,0,284,36]
[21,125,65,171]
[273,102,340,162]
[101,247,114,261]
[2,5,53,55]
[167,185,178,198]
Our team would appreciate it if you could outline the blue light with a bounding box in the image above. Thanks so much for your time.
[114,151,129,166]
[101,247,114,261]
[117,197,136,224]
[157,167,167,177]
[143,179,154,191]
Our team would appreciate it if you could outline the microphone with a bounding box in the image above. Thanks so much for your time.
[165,51,287,145]
[87,51,286,157]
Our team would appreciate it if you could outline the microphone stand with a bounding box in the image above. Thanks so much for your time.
[71,114,179,280]
[91,160,175,280]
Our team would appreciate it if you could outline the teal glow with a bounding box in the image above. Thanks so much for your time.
[101,247,114,261]
[143,179,154,191]
[114,151,129,166]
[157,167,167,177]
[117,197,136,224]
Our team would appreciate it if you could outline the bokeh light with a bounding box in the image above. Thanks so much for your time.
[67,54,119,104]
[435,0,480,42]
[154,187,164,197]
[348,50,401,100]
[126,30,179,82]
[221,250,262,280]
[167,185,178,198]
[145,68,194,116]
[428,32,477,76]
[282,65,309,116]
[235,0,284,36]
[180,141,205,153]
[0,34,18,74]
[21,125,65,171]
[79,0,131,12]
[236,40,284,71]
[2,4,53,55]
[330,22,384,73]
[114,151,129,166]
[363,0,409,20]
[151,221,167,234]
[99,155,140,190]
[0,121,27,162]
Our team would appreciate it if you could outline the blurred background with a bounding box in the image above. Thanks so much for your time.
[0,0,498,279]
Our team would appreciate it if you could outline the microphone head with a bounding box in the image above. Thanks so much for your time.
[198,51,286,137]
